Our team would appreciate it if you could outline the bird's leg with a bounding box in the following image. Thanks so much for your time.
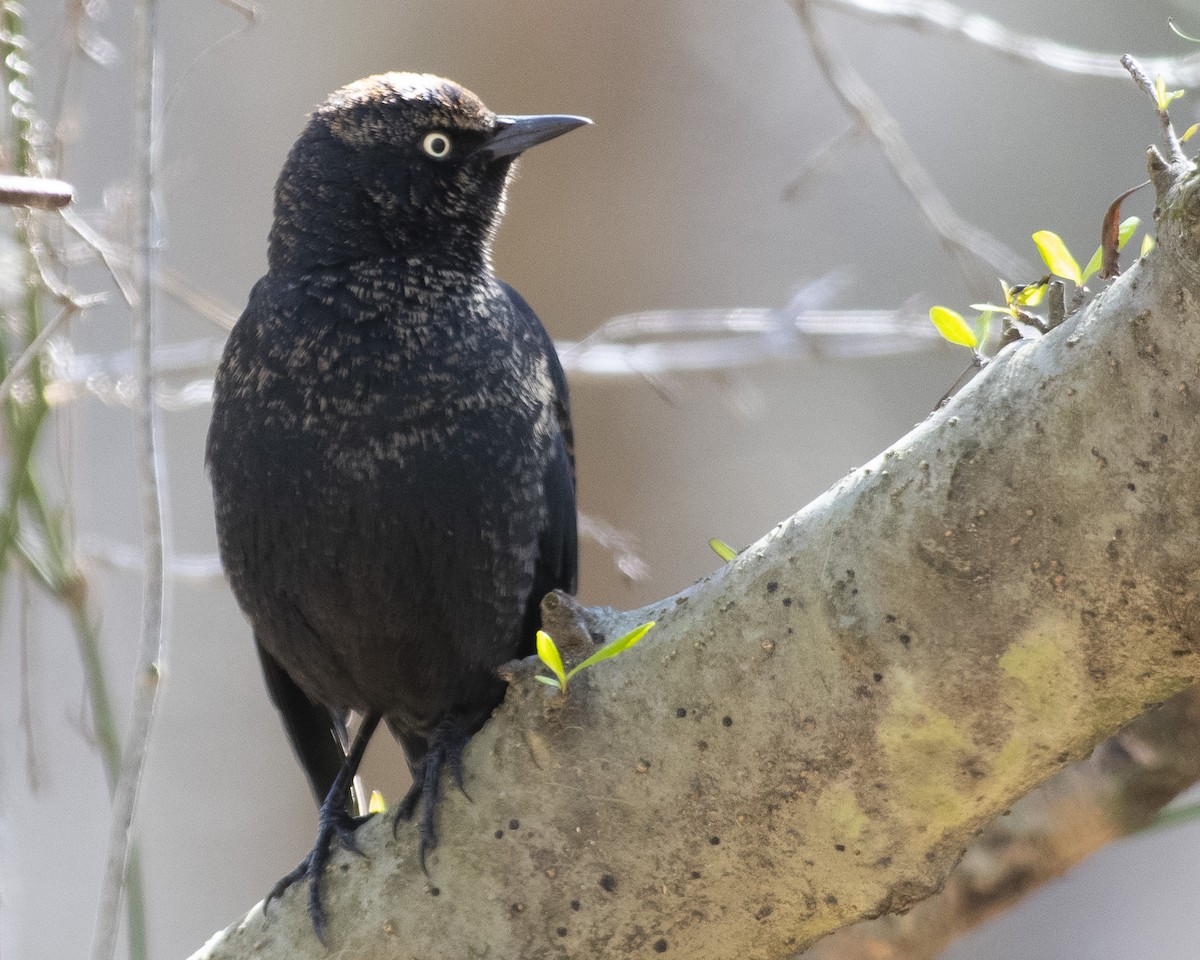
[267,711,381,943]
[393,713,470,871]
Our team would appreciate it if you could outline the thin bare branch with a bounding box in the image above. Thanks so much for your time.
[0,174,73,209]
[578,513,650,583]
[215,0,259,21]
[782,121,866,202]
[80,539,225,583]
[90,0,168,956]
[789,0,1029,288]
[1121,55,1187,167]
[0,295,101,401]
[814,0,1200,85]
[18,566,42,790]
[60,207,138,307]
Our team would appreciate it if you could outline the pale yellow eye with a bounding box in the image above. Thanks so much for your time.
[421,131,452,159]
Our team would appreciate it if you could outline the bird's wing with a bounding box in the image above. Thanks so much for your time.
[499,281,580,612]
[498,280,575,484]
[254,639,362,815]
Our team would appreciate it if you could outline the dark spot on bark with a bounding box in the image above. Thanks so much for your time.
[509,819,520,830]
[856,685,872,699]
[653,939,669,953]
[782,597,792,607]
[557,927,568,937]
[767,581,779,594]
[709,836,721,845]
[690,871,701,879]
[430,886,440,896]
[755,904,774,920]
[600,874,617,892]
[824,894,839,906]
[884,613,897,623]
[1127,483,1136,491]
[570,900,581,911]
[676,707,687,718]
[1159,433,1169,443]
[698,740,709,751]
[899,633,912,645]
[875,856,892,867]
[511,903,524,914]
[494,829,504,839]
[722,715,733,727]
[835,843,846,852]
[873,672,883,682]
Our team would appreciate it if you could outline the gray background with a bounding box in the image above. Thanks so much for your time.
[5,1,1200,958]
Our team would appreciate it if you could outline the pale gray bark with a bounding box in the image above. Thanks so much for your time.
[191,156,1200,960]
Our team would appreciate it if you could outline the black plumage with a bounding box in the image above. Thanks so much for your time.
[205,73,585,936]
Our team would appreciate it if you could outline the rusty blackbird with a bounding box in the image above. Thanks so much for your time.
[206,73,586,937]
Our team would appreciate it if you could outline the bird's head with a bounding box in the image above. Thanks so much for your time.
[267,73,589,275]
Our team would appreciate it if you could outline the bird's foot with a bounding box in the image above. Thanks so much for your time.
[266,802,372,943]
[393,714,471,871]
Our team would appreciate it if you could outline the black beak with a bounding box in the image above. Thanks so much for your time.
[475,114,592,160]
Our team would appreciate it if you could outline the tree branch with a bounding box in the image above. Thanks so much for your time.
[813,0,1200,84]
[191,157,1200,960]
[800,684,1200,959]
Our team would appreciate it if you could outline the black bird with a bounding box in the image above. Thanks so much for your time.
[205,73,585,937]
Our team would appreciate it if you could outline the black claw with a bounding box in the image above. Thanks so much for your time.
[392,714,472,868]
[265,713,381,941]
[265,803,372,943]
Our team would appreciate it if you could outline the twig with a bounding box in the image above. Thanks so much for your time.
[18,565,41,789]
[60,207,139,307]
[89,0,168,956]
[814,0,1200,85]
[215,0,259,20]
[1120,55,1187,167]
[788,0,1029,288]
[80,538,226,582]
[577,513,650,582]
[782,121,866,201]
[0,296,98,401]
[0,174,73,209]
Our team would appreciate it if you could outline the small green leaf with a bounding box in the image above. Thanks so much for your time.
[1141,233,1156,256]
[368,790,388,814]
[534,674,562,689]
[1154,75,1184,111]
[1117,216,1140,248]
[1011,281,1048,307]
[1182,122,1199,143]
[566,621,656,680]
[929,306,977,348]
[1032,231,1082,286]
[536,629,567,688]
[1081,244,1104,284]
[709,538,738,562]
